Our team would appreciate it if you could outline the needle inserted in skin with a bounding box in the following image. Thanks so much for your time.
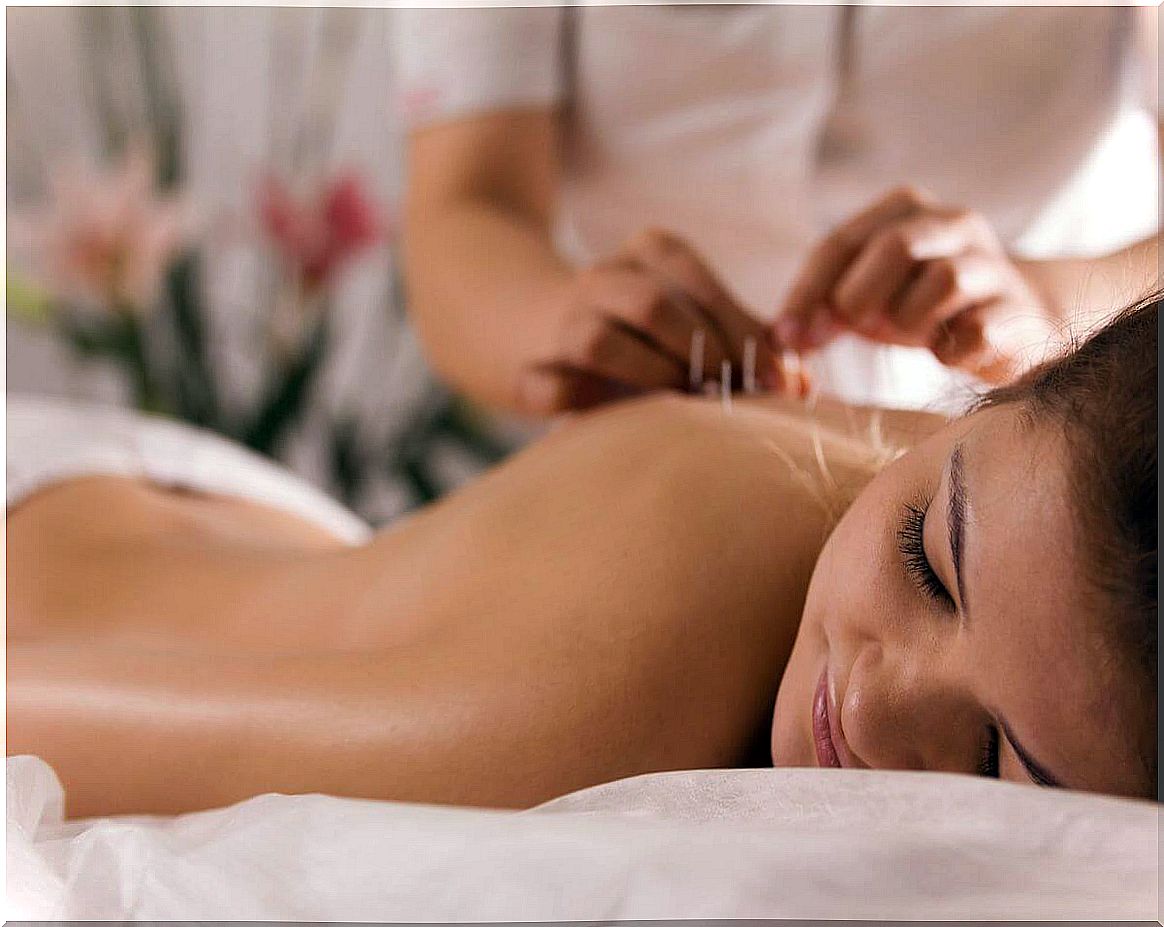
[721,360,733,413]
[782,348,807,399]
[743,336,757,394]
[689,328,706,392]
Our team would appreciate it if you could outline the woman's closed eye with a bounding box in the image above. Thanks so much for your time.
[897,500,956,611]
[977,723,1000,778]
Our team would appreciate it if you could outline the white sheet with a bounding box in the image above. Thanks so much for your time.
[7,755,1156,920]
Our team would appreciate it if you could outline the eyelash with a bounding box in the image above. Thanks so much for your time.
[896,501,955,610]
[978,724,1000,778]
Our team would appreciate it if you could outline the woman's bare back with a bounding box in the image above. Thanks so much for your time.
[7,393,943,816]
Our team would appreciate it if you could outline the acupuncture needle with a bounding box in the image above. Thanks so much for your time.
[689,328,706,393]
[721,360,733,413]
[743,336,757,394]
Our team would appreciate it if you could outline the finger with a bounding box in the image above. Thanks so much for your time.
[929,305,1020,382]
[516,364,634,416]
[626,228,780,385]
[559,309,686,391]
[772,309,843,352]
[778,185,933,340]
[832,231,918,331]
[893,252,1005,344]
[937,291,1058,383]
[832,211,981,331]
[619,230,736,371]
[582,260,719,373]
[773,348,812,398]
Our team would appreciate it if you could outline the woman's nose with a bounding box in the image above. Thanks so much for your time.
[840,640,977,773]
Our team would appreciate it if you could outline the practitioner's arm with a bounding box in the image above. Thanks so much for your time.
[404,109,572,413]
[405,111,786,416]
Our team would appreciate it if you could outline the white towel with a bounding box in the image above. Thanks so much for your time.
[6,395,372,545]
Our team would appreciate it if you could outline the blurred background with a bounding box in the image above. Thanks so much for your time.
[7,5,1158,525]
[7,6,513,525]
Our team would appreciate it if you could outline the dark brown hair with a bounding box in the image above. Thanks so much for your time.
[983,293,1158,793]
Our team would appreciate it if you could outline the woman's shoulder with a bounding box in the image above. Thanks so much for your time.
[739,393,949,451]
[548,391,947,471]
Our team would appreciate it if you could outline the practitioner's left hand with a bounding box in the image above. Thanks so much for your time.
[773,186,1058,383]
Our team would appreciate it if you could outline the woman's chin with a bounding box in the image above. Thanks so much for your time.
[769,682,810,768]
[769,724,808,768]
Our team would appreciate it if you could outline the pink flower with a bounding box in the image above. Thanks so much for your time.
[10,145,190,315]
[258,171,385,292]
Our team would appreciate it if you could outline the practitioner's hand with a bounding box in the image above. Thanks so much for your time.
[518,228,794,414]
[774,187,1058,383]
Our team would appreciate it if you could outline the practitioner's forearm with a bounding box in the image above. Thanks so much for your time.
[1017,234,1160,335]
[404,108,575,413]
[404,196,573,411]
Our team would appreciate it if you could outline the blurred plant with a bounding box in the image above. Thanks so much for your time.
[242,169,388,456]
[259,172,383,295]
[255,170,517,513]
[8,145,193,411]
[33,146,187,313]
[7,6,518,522]
[6,268,55,327]
[7,147,389,452]
[328,383,516,514]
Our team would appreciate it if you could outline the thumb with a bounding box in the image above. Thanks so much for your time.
[772,303,842,352]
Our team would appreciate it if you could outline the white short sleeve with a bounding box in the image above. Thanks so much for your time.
[392,7,567,129]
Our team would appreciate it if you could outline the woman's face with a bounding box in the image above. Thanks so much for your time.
[771,404,1153,798]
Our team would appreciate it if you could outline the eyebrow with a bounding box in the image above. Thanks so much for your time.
[946,443,969,617]
[1000,720,1065,788]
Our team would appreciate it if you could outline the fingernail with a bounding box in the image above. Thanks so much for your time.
[780,348,803,393]
[855,311,881,337]
[936,324,958,355]
[805,312,835,348]
[774,315,802,347]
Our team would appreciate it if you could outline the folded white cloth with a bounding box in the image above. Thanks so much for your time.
[7,755,1156,920]
[6,395,372,545]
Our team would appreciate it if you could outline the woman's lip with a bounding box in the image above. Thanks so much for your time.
[812,668,841,768]
[814,666,859,769]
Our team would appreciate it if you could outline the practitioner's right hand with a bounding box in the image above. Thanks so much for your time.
[516,228,789,415]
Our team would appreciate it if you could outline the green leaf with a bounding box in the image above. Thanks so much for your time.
[444,398,514,465]
[164,251,219,426]
[398,456,441,508]
[57,311,167,414]
[6,271,55,326]
[244,314,331,456]
[328,414,364,507]
[58,312,134,359]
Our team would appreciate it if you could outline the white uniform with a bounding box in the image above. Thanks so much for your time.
[394,5,1158,409]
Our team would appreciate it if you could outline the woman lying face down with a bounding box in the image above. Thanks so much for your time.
[6,298,1157,816]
